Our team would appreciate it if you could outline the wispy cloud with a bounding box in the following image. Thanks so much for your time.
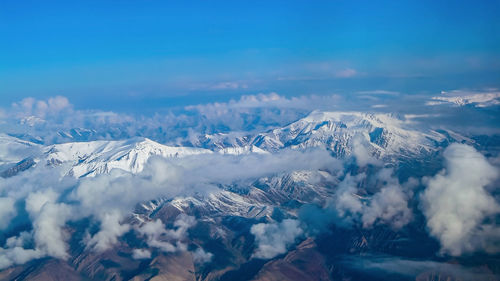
[190,81,250,91]
[341,255,499,280]
[334,68,357,78]
[356,90,400,96]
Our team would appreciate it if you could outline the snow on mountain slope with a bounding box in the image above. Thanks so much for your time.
[427,90,500,107]
[191,133,251,151]
[243,111,455,160]
[133,169,336,222]
[169,190,273,219]
[0,134,40,166]
[2,111,466,179]
[57,128,99,141]
[43,137,212,177]
[217,145,269,155]
[186,111,463,164]
[3,110,470,180]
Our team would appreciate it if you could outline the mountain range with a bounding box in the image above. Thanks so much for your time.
[0,110,498,281]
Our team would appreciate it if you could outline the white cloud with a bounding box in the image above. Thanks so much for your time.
[250,219,303,259]
[330,174,364,222]
[352,135,381,167]
[0,232,42,270]
[86,211,130,252]
[25,189,59,214]
[185,92,342,114]
[138,219,177,252]
[421,143,500,256]
[329,169,412,229]
[136,214,196,253]
[31,202,72,259]
[132,248,151,260]
[0,197,16,230]
[0,247,43,270]
[47,96,71,112]
[11,96,72,118]
[362,183,412,229]
[192,248,213,264]
[25,189,72,259]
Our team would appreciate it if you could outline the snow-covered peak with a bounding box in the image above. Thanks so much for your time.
[0,134,40,166]
[43,137,212,177]
[218,145,269,155]
[247,111,451,160]
[426,90,500,107]
[298,111,405,130]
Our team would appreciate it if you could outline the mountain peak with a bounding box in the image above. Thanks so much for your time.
[40,138,211,177]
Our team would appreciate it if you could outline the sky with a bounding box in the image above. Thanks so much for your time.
[1,0,499,111]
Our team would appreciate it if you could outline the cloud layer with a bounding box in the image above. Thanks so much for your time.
[0,147,338,268]
[1,90,499,147]
[0,92,499,274]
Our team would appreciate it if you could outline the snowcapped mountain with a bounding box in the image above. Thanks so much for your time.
[0,136,269,179]
[199,111,457,161]
[0,110,498,281]
[0,134,40,166]
[43,137,212,177]
[137,170,337,221]
[427,90,500,107]
[217,145,269,155]
[30,137,275,178]
[261,111,448,156]
[0,137,212,178]
[2,111,467,179]
[57,128,99,141]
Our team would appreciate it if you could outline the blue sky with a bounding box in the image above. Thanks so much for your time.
[1,0,499,111]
